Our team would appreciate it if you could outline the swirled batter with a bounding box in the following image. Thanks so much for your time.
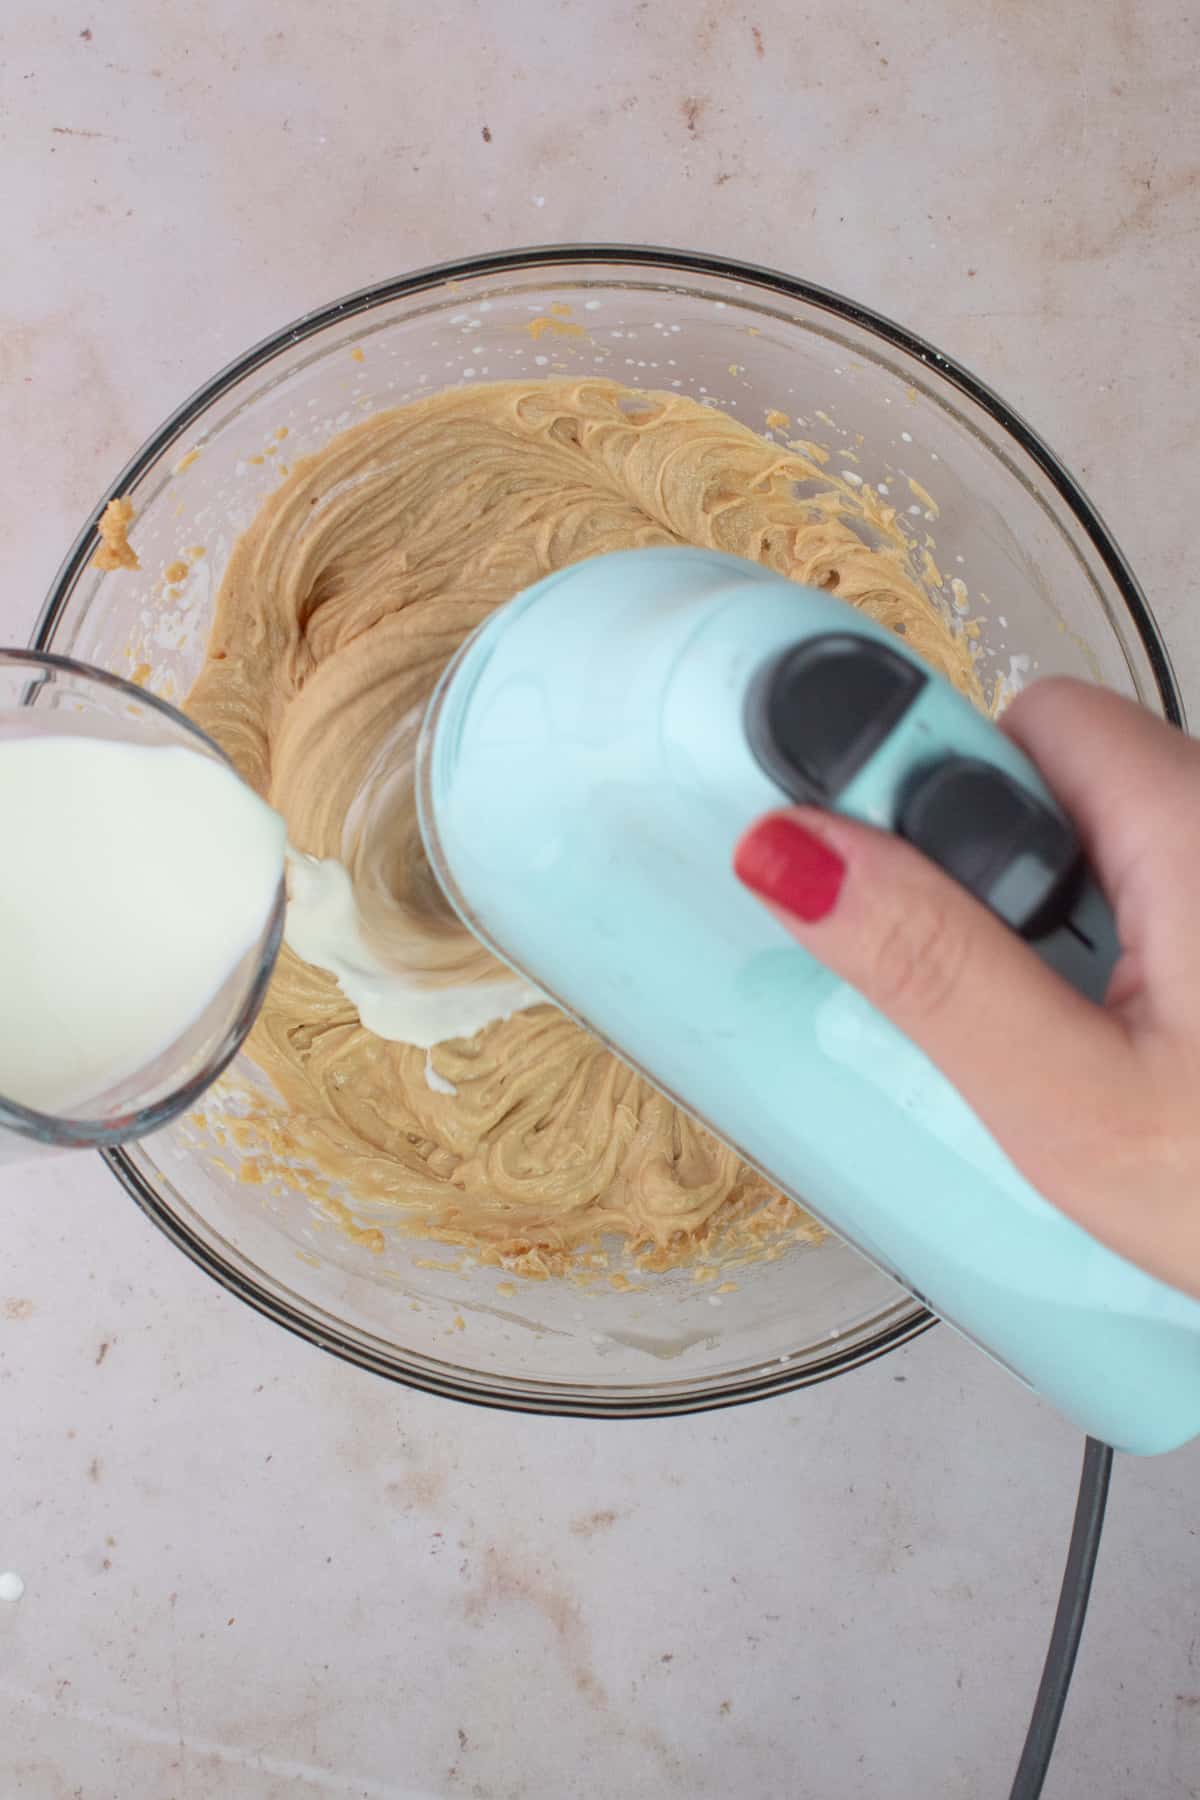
[187,380,981,1273]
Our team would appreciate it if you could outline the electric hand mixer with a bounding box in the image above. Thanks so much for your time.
[416,546,1200,1457]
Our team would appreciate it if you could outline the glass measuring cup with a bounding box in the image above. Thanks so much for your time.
[0,650,285,1160]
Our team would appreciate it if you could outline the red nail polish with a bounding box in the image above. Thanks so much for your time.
[734,816,846,923]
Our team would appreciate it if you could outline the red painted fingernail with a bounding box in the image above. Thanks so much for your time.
[734,816,846,922]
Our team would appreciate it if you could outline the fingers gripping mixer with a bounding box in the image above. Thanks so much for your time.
[417,547,1200,1453]
[745,631,1119,1003]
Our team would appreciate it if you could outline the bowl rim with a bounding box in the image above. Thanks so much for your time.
[33,244,1184,1418]
[34,242,1185,729]
[101,1142,938,1418]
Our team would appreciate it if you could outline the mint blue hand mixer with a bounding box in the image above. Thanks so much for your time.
[417,545,1200,1458]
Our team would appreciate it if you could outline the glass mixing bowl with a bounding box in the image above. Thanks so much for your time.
[32,247,1183,1417]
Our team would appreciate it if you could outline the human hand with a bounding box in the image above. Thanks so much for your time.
[733,677,1200,1300]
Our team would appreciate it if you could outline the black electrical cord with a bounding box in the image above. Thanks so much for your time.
[1008,1436,1114,1800]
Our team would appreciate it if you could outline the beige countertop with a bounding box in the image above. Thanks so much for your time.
[2,3,1198,1796]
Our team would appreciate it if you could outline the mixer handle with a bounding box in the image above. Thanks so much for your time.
[745,633,1121,1004]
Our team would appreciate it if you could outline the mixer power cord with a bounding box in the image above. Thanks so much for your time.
[1007,1436,1113,1800]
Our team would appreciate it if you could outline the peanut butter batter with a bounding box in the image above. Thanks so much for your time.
[187,380,981,1273]
[92,496,140,571]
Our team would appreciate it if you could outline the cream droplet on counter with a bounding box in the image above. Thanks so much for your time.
[0,1571,25,1603]
[284,853,542,1049]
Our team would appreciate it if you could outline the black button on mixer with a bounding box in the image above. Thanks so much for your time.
[897,756,1082,938]
[746,633,927,806]
[743,636,1119,1001]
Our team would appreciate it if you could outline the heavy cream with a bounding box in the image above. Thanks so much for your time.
[284,851,541,1050]
[0,735,286,1115]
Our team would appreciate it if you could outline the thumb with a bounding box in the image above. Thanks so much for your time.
[732,807,1135,1174]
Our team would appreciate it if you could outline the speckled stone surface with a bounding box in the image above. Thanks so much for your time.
[2,4,1198,1796]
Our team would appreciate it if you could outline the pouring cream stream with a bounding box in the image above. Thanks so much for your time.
[0,732,515,1118]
